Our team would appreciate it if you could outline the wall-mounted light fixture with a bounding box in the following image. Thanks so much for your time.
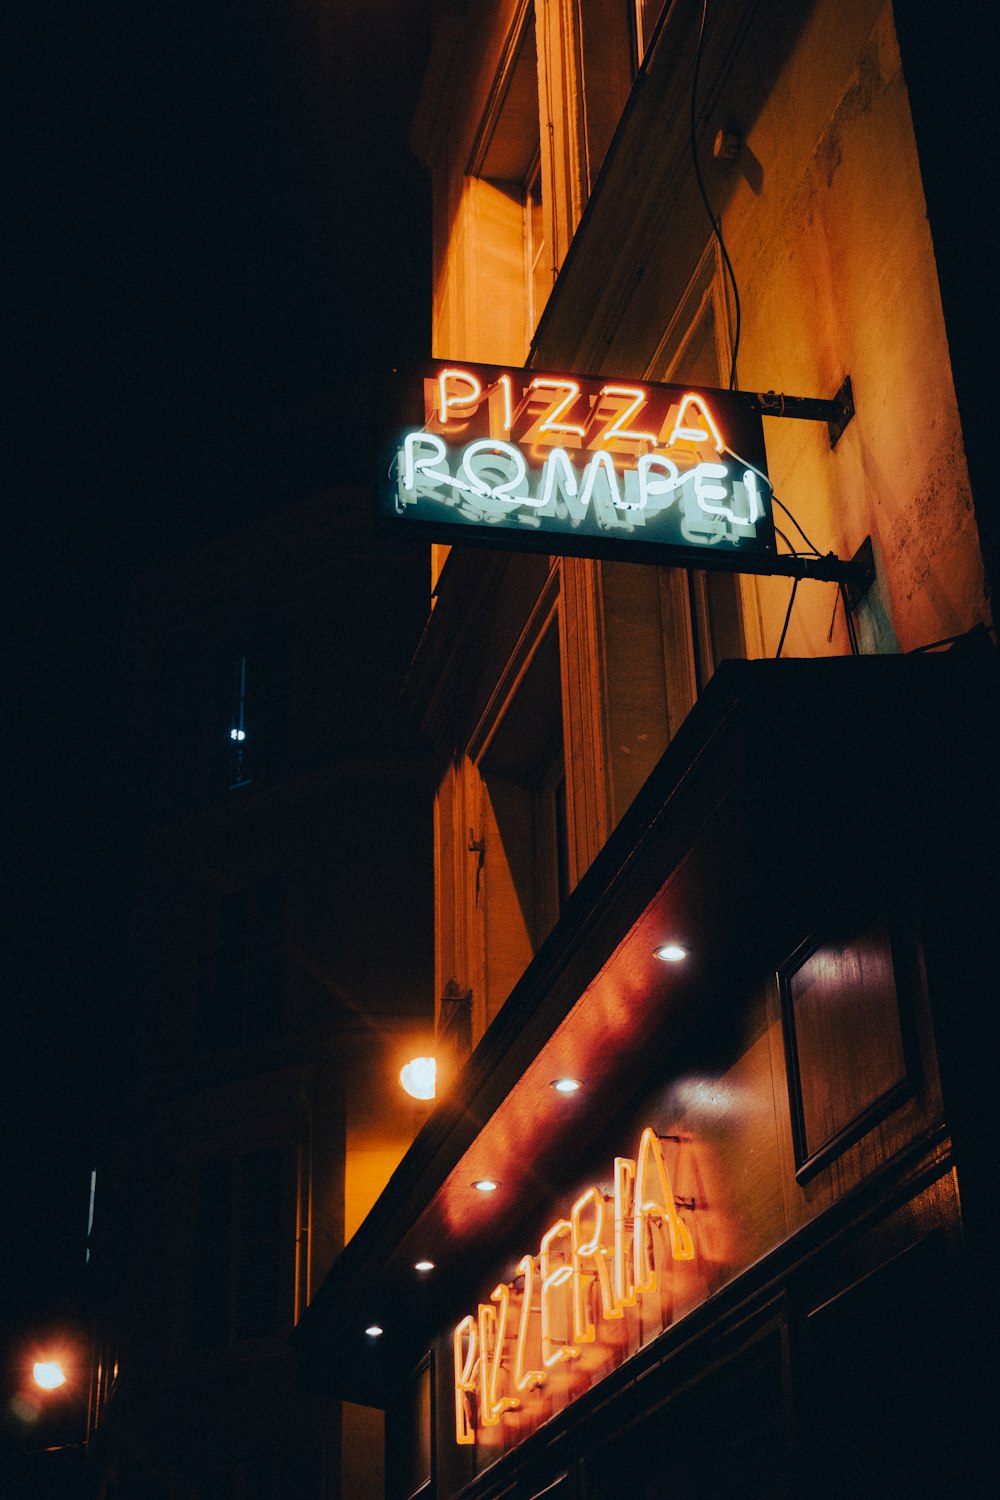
[550,1077,582,1094]
[399,1056,437,1100]
[472,1178,499,1193]
[32,1360,67,1391]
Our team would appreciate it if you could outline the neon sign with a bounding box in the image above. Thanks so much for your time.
[452,1126,694,1446]
[378,362,776,568]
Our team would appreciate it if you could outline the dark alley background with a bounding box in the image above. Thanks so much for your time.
[5,0,432,1427]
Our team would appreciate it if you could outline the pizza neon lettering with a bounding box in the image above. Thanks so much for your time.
[452,1125,693,1445]
[395,365,773,550]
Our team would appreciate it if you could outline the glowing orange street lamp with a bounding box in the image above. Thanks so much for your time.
[32,1359,67,1391]
[399,1056,437,1101]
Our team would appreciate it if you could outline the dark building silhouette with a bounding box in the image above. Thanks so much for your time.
[86,491,434,1500]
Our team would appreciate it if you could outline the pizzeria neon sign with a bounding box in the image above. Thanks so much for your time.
[378,361,778,569]
[452,1125,694,1445]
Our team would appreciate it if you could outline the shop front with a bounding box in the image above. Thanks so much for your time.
[296,649,996,1499]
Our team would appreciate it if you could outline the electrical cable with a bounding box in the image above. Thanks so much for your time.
[775,577,798,657]
[690,0,741,389]
[774,525,797,555]
[771,495,823,557]
[723,441,822,561]
[839,582,861,656]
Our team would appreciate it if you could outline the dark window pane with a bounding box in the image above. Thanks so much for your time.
[783,915,910,1173]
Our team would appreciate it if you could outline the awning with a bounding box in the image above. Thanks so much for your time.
[294,647,995,1406]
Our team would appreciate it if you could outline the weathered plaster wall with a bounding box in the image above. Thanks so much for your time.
[733,1,988,653]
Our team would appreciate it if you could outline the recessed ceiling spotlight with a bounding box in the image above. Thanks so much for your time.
[551,1077,583,1094]
[654,943,688,963]
[414,1259,435,1272]
[472,1178,500,1193]
[365,1325,384,1338]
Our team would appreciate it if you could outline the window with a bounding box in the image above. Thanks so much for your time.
[479,617,567,955]
[465,570,570,1019]
[469,3,552,347]
[780,914,918,1180]
[196,872,287,1051]
[189,1145,286,1348]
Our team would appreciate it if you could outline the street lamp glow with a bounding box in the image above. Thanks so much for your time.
[32,1360,66,1391]
[399,1056,437,1100]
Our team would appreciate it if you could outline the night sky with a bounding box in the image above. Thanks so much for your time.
[5,0,432,1418]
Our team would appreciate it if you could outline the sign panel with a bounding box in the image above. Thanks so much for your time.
[377,361,776,569]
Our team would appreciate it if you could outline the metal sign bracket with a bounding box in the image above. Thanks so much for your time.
[772,532,875,609]
[752,375,855,449]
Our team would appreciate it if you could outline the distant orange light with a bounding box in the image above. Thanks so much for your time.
[32,1360,66,1391]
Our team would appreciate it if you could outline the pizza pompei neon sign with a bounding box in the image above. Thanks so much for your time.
[452,1125,694,1445]
[382,362,776,562]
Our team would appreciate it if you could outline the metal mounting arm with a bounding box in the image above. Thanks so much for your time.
[748,375,855,449]
[766,535,876,608]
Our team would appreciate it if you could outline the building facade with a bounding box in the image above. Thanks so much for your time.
[298,2,998,1497]
[87,493,434,1500]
